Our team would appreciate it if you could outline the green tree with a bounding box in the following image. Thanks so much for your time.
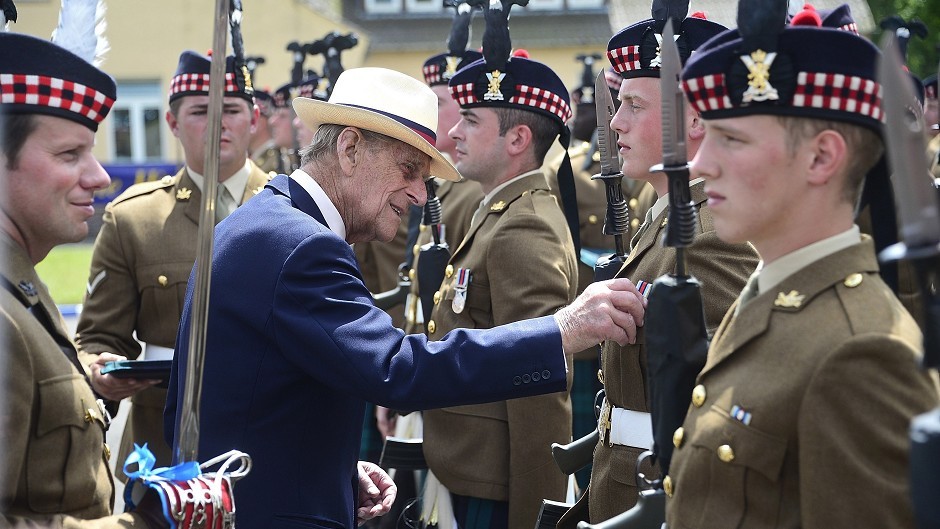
[866,0,940,79]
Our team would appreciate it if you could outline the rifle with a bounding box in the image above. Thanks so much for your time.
[876,33,940,529]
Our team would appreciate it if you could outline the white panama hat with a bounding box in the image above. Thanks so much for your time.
[293,67,460,182]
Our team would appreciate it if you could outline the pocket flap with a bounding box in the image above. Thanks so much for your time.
[37,374,95,436]
[689,406,787,482]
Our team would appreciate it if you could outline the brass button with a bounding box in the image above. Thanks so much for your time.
[717,444,735,463]
[427,320,436,334]
[631,218,639,229]
[103,443,111,460]
[157,275,168,287]
[673,427,685,448]
[445,265,454,278]
[161,175,174,184]
[433,291,442,304]
[588,214,599,225]
[844,273,863,288]
[663,475,674,497]
[420,224,428,232]
[691,384,706,407]
[413,244,420,256]
[84,407,98,423]
[408,269,416,281]
[629,198,639,209]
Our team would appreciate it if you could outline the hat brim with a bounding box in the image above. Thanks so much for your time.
[293,97,460,182]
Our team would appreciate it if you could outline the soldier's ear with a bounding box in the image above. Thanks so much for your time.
[806,129,847,187]
[687,111,705,141]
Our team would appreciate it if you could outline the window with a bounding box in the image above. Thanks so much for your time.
[364,0,402,14]
[567,0,604,7]
[404,0,440,13]
[526,0,563,9]
[108,82,165,163]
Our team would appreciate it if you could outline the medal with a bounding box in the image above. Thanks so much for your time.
[452,267,471,314]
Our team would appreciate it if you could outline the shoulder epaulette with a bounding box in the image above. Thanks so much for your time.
[110,175,178,206]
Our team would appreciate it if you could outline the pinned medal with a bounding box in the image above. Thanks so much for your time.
[635,279,653,299]
[452,267,471,314]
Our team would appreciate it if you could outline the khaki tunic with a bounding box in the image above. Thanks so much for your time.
[422,171,578,529]
[587,181,759,522]
[74,163,272,479]
[667,239,939,529]
[404,177,484,333]
[928,133,939,179]
[250,140,283,174]
[1,234,147,528]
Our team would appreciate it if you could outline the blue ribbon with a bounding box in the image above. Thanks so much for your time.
[124,443,201,482]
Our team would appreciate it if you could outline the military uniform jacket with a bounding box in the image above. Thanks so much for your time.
[74,163,271,473]
[0,234,145,528]
[588,181,758,522]
[251,140,283,174]
[405,177,484,333]
[422,171,578,529]
[667,239,939,529]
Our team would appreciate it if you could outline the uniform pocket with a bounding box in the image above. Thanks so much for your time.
[136,262,192,331]
[29,374,104,513]
[672,406,787,529]
[442,277,492,327]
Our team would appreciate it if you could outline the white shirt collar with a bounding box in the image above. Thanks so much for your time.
[186,160,252,204]
[288,169,347,240]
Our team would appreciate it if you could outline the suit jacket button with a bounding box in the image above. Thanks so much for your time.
[532,371,541,381]
[513,376,522,386]
[522,373,531,384]
[542,369,551,380]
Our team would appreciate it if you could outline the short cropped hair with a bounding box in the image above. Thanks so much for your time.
[775,116,884,205]
[2,113,38,170]
[299,124,397,167]
[492,107,559,164]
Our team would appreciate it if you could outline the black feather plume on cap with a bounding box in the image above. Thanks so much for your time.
[878,15,928,61]
[445,1,477,58]
[736,0,788,53]
[651,0,688,29]
[467,0,528,72]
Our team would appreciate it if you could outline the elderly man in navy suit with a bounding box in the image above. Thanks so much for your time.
[165,67,647,529]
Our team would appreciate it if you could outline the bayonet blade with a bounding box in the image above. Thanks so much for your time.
[660,19,687,168]
[595,70,621,176]
[878,32,940,249]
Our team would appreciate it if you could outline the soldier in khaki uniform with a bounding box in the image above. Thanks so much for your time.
[421,41,579,526]
[249,89,282,173]
[666,11,939,528]
[561,11,760,526]
[75,50,271,479]
[0,30,168,529]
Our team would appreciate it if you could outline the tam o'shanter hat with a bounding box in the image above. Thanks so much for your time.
[423,1,483,86]
[606,0,727,79]
[169,50,254,104]
[0,0,116,132]
[293,67,460,182]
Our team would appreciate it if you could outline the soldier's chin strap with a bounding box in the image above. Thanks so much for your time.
[557,126,581,254]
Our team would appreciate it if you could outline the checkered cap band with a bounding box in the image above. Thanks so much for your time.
[448,82,572,122]
[793,72,882,121]
[449,82,479,106]
[170,72,239,97]
[423,63,444,85]
[841,23,859,34]
[0,73,115,124]
[682,70,883,122]
[512,84,572,122]
[681,74,733,113]
[607,45,642,74]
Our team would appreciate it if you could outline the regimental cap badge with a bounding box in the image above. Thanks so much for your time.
[241,65,254,93]
[444,55,461,79]
[18,280,38,299]
[484,70,507,101]
[740,49,779,103]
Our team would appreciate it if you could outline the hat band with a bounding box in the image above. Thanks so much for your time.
[607,45,643,75]
[682,71,883,123]
[170,72,245,99]
[423,64,444,85]
[0,73,114,124]
[339,103,437,145]
[449,82,572,123]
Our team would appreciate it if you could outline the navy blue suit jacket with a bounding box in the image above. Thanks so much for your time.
[165,174,568,529]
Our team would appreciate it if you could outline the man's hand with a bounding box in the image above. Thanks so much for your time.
[356,461,397,525]
[555,278,646,354]
[375,406,397,440]
[88,352,161,401]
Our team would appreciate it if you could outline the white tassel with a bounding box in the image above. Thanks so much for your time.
[51,0,109,66]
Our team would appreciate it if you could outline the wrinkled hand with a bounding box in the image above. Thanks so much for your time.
[555,278,646,353]
[375,406,397,440]
[356,461,397,525]
[89,352,161,401]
